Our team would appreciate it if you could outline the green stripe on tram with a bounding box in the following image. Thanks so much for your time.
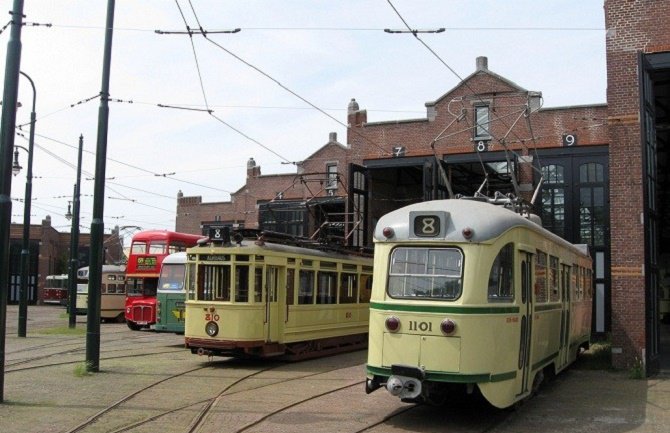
[366,365,516,383]
[370,302,519,315]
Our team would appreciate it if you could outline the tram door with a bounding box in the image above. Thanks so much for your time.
[558,265,571,369]
[518,251,534,396]
[264,265,282,342]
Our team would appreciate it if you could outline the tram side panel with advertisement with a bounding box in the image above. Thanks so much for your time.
[75,265,127,322]
[125,230,204,331]
[154,252,188,333]
[365,198,592,409]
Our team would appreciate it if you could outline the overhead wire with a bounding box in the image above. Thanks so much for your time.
[180,2,394,159]
[386,0,547,200]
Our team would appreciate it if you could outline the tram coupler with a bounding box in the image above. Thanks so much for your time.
[196,347,213,357]
[385,364,425,400]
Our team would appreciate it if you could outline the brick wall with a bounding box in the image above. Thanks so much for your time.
[605,0,670,369]
[176,134,354,234]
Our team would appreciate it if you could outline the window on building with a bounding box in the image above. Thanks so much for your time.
[474,105,491,139]
[326,163,338,190]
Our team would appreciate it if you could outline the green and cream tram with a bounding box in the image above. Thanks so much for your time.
[365,198,592,408]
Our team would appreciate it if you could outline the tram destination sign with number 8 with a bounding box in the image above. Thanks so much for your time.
[410,211,448,238]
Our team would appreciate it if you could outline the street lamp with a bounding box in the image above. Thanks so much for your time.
[12,149,22,175]
[15,71,36,338]
[64,201,72,220]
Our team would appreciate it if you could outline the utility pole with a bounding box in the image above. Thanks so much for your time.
[67,135,83,328]
[17,71,36,338]
[87,0,115,372]
[0,0,25,403]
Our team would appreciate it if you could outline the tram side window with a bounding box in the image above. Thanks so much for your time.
[317,271,337,304]
[298,270,315,304]
[388,247,463,300]
[187,264,197,300]
[286,268,295,305]
[197,265,231,301]
[549,256,560,302]
[359,274,372,303]
[235,265,250,302]
[488,243,514,301]
[535,251,548,303]
[254,268,263,302]
[339,273,357,304]
[573,265,581,301]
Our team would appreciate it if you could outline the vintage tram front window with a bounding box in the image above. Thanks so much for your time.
[197,264,231,301]
[235,265,250,302]
[387,247,463,300]
[488,243,514,301]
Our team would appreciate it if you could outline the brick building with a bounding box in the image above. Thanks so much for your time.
[604,0,670,372]
[8,216,124,304]
[176,1,670,374]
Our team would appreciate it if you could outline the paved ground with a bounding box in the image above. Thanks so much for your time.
[0,305,668,433]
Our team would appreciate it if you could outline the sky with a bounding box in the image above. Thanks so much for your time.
[0,0,607,245]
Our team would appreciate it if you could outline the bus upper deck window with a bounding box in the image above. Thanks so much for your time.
[149,241,167,255]
[131,241,147,254]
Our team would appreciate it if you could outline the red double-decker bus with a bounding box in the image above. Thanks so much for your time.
[125,230,204,330]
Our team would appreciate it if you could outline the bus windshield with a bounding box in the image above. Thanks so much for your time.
[158,264,186,291]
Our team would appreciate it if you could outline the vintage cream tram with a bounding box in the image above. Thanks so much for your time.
[184,228,374,359]
[75,264,127,322]
[365,198,592,408]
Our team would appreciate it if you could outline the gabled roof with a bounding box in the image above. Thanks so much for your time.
[426,57,528,107]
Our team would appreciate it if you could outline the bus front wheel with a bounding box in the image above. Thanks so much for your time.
[127,321,141,331]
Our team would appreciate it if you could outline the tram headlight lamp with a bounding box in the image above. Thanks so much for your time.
[382,227,394,239]
[205,321,219,337]
[462,227,473,240]
[440,318,456,335]
[385,316,400,332]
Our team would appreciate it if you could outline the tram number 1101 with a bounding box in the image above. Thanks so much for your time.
[408,321,432,332]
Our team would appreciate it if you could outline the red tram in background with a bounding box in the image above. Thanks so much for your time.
[44,274,68,305]
[124,230,204,330]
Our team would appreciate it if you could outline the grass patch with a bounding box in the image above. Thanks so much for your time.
[73,362,93,377]
[575,340,613,370]
[35,326,86,336]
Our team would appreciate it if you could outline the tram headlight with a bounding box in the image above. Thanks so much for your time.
[440,318,456,335]
[462,227,474,240]
[385,316,400,332]
[205,321,219,337]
